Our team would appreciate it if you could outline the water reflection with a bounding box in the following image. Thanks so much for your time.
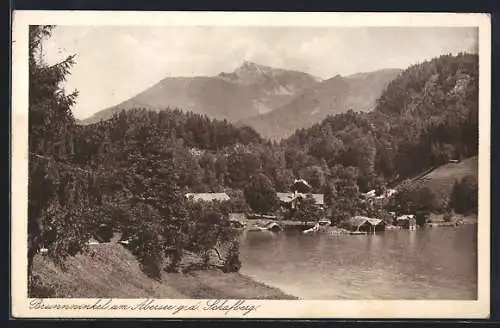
[240,225,477,300]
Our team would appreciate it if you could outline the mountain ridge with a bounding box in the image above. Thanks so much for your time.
[238,68,402,140]
[80,61,321,125]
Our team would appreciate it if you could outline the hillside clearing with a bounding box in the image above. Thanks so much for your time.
[412,156,478,196]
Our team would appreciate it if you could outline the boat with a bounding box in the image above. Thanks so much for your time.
[302,219,332,234]
[247,222,283,233]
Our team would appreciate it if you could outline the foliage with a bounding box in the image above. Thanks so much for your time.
[28,27,245,287]
[243,173,279,214]
[294,194,323,224]
[443,211,454,222]
[28,275,58,298]
[285,53,478,190]
[449,175,478,215]
[28,26,101,284]
[387,179,446,215]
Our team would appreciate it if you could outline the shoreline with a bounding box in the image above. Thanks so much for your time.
[30,243,296,300]
[241,213,477,233]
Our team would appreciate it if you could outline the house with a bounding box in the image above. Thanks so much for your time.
[362,190,377,198]
[276,192,324,209]
[385,188,398,198]
[363,188,397,200]
[185,192,230,202]
[348,216,386,233]
[246,213,278,220]
[396,214,417,230]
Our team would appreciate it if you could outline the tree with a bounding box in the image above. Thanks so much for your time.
[243,173,279,214]
[389,180,442,215]
[449,175,478,215]
[28,26,100,284]
[29,25,78,159]
[294,194,323,224]
[227,150,262,189]
[299,165,326,192]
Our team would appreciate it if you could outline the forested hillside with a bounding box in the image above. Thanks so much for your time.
[28,25,478,296]
[285,53,478,188]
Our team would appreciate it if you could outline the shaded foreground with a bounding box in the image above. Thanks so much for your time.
[31,243,296,300]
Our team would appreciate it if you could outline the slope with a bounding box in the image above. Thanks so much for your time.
[80,61,320,125]
[31,243,296,299]
[413,156,478,198]
[239,68,401,140]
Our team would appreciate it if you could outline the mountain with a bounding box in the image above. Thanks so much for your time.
[80,61,321,125]
[239,68,402,140]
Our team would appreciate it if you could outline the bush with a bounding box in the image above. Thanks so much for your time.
[443,211,454,222]
[28,275,57,298]
[449,175,478,215]
[389,180,445,214]
[244,173,279,214]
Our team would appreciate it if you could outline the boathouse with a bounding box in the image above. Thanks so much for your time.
[396,215,417,230]
[348,216,386,233]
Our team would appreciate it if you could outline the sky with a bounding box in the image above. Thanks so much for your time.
[42,26,478,120]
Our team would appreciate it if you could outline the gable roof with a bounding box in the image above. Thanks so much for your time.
[366,218,384,226]
[185,193,230,202]
[349,216,385,228]
[292,179,312,192]
[349,216,371,227]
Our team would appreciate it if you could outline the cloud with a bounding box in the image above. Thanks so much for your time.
[43,26,478,119]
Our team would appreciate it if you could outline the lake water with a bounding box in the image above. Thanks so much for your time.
[239,224,477,299]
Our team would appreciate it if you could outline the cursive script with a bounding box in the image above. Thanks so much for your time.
[29,298,261,316]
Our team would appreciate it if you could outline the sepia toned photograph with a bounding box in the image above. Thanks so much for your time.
[11,11,491,319]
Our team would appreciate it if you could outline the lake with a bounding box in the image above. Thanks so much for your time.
[239,224,477,299]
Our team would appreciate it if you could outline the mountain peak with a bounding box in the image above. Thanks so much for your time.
[240,60,268,70]
[234,60,276,76]
[241,60,259,67]
[217,61,278,84]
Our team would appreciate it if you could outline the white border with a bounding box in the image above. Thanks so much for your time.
[11,11,491,319]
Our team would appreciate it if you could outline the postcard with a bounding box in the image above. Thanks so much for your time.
[11,11,491,319]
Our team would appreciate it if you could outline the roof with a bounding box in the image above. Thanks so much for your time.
[349,216,385,227]
[366,218,384,226]
[276,192,324,205]
[277,192,295,203]
[185,193,230,202]
[292,179,312,192]
[349,216,371,227]
[396,214,415,221]
[386,189,398,197]
[363,190,376,198]
[294,178,311,187]
[364,188,397,199]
